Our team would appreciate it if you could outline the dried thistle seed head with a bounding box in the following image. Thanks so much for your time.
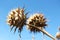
[56,32,60,39]
[26,13,47,33]
[7,8,26,33]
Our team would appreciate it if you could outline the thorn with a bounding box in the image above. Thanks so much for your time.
[23,4,25,10]
[25,12,29,15]
[14,27,17,33]
[10,26,14,32]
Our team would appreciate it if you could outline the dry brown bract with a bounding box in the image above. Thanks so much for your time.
[27,13,47,33]
[7,8,26,33]
[56,32,60,39]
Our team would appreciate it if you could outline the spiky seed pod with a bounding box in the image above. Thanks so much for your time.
[7,8,26,33]
[56,32,60,39]
[27,13,47,33]
[56,27,60,39]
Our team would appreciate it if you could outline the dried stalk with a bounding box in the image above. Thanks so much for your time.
[26,24,56,40]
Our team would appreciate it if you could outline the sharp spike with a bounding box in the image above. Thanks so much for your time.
[25,12,29,15]
[10,26,14,32]
[14,27,17,33]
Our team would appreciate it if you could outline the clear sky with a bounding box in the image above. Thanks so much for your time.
[0,0,60,40]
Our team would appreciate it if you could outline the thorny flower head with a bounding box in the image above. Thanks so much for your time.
[7,8,27,33]
[26,13,47,33]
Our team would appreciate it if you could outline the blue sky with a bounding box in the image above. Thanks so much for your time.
[0,0,60,40]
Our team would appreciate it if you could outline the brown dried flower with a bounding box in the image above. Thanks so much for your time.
[26,13,47,33]
[7,8,26,33]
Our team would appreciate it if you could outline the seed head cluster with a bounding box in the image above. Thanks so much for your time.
[27,13,47,32]
[7,8,26,33]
